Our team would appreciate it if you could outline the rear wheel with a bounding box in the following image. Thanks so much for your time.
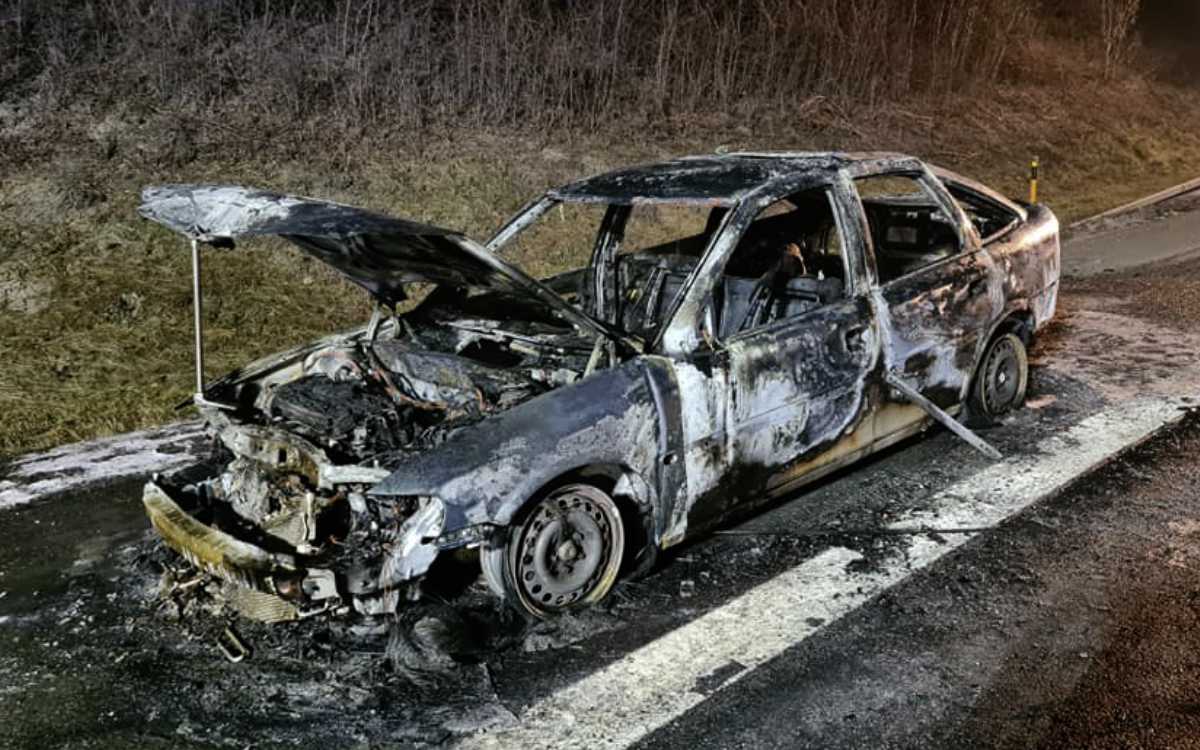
[482,483,625,619]
[969,331,1029,422]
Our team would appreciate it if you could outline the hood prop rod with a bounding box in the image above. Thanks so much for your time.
[190,238,205,397]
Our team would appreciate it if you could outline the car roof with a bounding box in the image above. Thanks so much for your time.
[549,151,916,206]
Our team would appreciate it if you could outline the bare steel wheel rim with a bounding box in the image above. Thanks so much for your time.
[508,484,624,615]
[982,336,1021,414]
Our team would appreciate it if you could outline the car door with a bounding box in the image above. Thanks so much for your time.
[854,170,1002,412]
[724,293,877,496]
[687,186,878,529]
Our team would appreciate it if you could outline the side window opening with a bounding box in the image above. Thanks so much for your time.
[854,173,963,285]
[611,204,716,340]
[717,186,849,339]
[947,184,1020,243]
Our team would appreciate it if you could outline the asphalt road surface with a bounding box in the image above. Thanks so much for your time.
[1062,189,1200,275]
[3,197,1200,749]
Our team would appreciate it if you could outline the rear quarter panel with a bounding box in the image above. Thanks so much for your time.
[984,204,1061,332]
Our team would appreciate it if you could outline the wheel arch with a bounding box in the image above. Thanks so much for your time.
[496,461,660,579]
[991,307,1035,346]
[960,306,1036,405]
[965,309,1032,422]
[967,306,1035,396]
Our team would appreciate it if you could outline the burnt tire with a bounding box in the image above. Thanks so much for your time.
[968,331,1029,423]
[481,483,625,619]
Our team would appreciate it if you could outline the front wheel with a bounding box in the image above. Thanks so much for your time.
[481,483,625,619]
[969,331,1029,423]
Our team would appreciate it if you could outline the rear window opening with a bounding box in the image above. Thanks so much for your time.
[946,183,1021,243]
[854,173,963,285]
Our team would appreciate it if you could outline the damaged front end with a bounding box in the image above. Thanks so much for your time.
[136,184,621,623]
[142,381,450,623]
[144,315,598,621]
[144,472,446,623]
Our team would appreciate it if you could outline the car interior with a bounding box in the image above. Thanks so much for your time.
[714,191,846,337]
[945,183,1021,242]
[594,188,849,341]
[855,175,964,284]
[572,176,1018,342]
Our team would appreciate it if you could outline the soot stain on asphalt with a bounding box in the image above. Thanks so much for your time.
[693,660,749,695]
[0,329,1170,748]
[0,494,555,748]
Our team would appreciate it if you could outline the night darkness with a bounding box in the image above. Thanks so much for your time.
[1140,0,1200,75]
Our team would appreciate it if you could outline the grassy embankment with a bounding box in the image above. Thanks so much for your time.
[2,1,1199,457]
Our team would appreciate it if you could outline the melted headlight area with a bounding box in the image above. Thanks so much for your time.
[144,439,450,623]
[142,309,602,622]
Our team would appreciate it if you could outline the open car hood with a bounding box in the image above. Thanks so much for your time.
[138,185,628,345]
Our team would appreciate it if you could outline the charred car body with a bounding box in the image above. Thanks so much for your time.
[139,152,1059,620]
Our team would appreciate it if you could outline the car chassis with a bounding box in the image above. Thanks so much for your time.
[138,152,1059,621]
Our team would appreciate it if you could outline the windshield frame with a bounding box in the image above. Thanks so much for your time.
[486,193,740,354]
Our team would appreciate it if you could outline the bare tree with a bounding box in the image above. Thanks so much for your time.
[1101,0,1141,78]
[0,0,1046,132]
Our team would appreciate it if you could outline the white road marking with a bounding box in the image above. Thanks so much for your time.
[457,396,1189,749]
[0,422,204,511]
[888,399,1187,532]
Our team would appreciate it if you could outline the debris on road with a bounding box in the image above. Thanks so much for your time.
[216,626,250,663]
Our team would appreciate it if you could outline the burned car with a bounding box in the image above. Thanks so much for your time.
[139,152,1059,621]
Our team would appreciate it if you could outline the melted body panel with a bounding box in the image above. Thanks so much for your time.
[136,151,1060,621]
[877,246,1002,407]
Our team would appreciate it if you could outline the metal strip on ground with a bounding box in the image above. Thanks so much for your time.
[456,396,1188,750]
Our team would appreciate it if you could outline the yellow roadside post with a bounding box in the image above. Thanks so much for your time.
[1029,156,1040,204]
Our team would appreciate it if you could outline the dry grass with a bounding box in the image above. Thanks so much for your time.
[2,1,1200,457]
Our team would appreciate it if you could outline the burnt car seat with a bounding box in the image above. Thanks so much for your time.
[726,274,845,334]
[607,253,698,338]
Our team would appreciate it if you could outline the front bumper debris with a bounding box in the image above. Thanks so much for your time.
[143,480,296,588]
[142,477,450,622]
[143,479,341,621]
